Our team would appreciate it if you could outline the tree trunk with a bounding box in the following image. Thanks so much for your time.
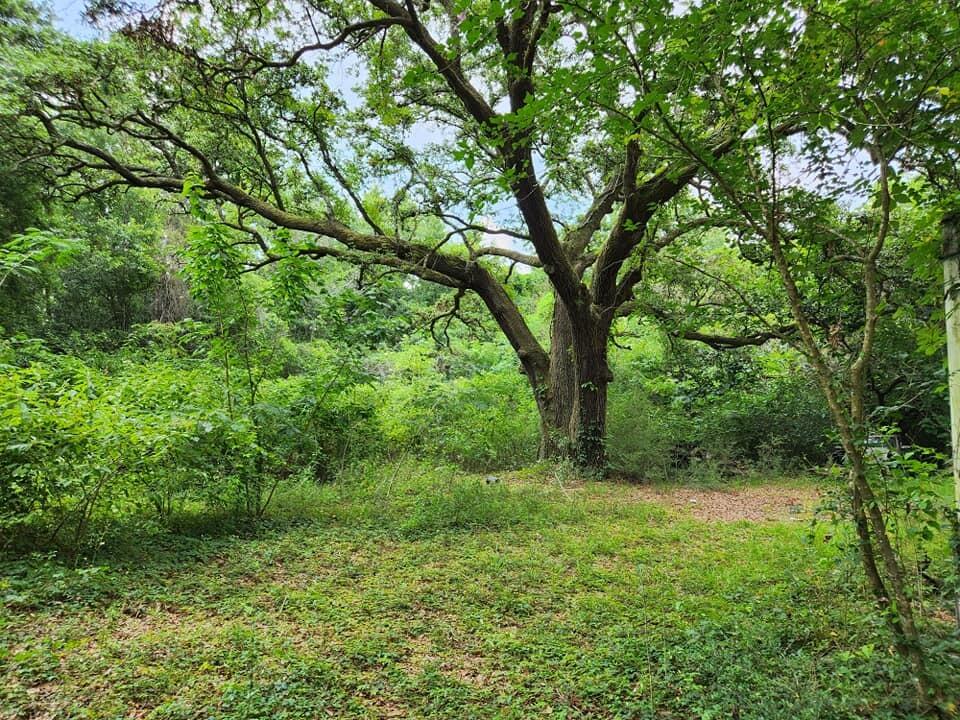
[475,270,613,472]
[530,296,613,472]
[525,360,563,463]
[569,317,612,471]
[845,442,933,704]
[538,300,576,459]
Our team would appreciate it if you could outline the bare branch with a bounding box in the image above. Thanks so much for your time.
[475,246,542,267]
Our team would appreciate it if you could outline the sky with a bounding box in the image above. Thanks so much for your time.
[49,0,97,37]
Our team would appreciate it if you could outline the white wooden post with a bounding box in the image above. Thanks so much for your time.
[941,211,960,626]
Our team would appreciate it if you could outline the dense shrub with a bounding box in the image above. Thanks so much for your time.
[606,391,689,479]
[0,331,376,552]
[374,343,539,471]
[1,306,844,556]
[0,352,134,547]
[607,334,833,478]
[692,374,832,465]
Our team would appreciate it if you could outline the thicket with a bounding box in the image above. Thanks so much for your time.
[3,208,953,555]
[0,229,855,557]
[1,303,939,559]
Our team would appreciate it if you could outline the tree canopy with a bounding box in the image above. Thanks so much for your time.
[12,0,954,467]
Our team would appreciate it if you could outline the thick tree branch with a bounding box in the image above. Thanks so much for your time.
[367,0,497,125]
[366,0,583,309]
[679,328,791,350]
[474,246,542,267]
[36,100,555,390]
[563,169,622,260]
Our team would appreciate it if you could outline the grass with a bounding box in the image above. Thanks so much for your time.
[1,465,957,719]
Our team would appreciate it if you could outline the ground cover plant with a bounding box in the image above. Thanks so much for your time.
[2,467,958,719]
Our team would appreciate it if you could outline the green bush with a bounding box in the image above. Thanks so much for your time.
[0,353,134,548]
[0,330,379,553]
[607,336,832,477]
[374,343,539,471]
[692,374,832,467]
[606,391,687,480]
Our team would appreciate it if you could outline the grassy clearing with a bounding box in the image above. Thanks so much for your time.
[1,466,957,719]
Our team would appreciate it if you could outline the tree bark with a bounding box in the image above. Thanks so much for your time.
[532,294,614,470]
[569,314,612,470]
[538,299,576,459]
[530,295,613,470]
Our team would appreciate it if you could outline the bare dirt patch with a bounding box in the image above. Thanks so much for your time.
[623,484,820,522]
[502,471,820,523]
[401,634,492,687]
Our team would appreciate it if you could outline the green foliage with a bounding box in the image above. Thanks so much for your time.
[867,439,956,606]
[2,469,957,718]
[47,212,162,337]
[0,191,166,340]
[606,390,685,479]
[0,347,137,548]
[397,471,567,537]
[0,326,377,553]
[606,326,832,479]
[0,229,82,335]
[375,343,539,471]
[690,373,832,466]
[0,228,78,286]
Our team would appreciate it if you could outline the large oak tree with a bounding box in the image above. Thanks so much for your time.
[8,1,960,705]
[6,0,822,467]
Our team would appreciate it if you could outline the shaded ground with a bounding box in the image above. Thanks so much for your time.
[1,468,955,719]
